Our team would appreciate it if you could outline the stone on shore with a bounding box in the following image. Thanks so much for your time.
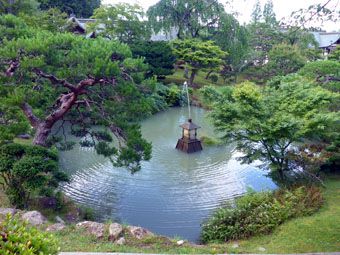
[22,211,47,226]
[115,237,126,245]
[127,226,152,240]
[108,223,123,241]
[46,223,66,232]
[55,216,65,224]
[177,240,184,246]
[76,221,106,239]
[0,208,19,216]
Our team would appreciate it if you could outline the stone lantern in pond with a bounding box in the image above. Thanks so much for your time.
[176,118,203,153]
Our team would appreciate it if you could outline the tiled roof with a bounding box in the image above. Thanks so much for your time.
[310,32,340,48]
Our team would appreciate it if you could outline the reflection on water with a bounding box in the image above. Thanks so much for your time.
[59,106,276,243]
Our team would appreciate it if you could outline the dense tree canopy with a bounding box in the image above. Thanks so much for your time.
[0,143,69,209]
[38,0,100,18]
[0,15,152,172]
[130,41,176,79]
[171,39,227,87]
[0,0,40,15]
[265,43,306,77]
[147,0,223,39]
[202,76,340,184]
[89,3,150,44]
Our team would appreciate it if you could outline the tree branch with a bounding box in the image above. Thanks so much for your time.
[34,69,78,92]
[19,102,41,130]
[0,60,20,78]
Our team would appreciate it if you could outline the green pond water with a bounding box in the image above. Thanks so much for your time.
[59,106,276,243]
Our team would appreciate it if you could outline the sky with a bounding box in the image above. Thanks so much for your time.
[102,0,340,31]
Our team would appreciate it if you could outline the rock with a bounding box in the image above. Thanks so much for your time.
[38,197,58,210]
[115,237,126,245]
[55,216,65,224]
[127,226,152,240]
[45,223,65,232]
[232,243,239,248]
[0,208,19,216]
[177,240,184,246]
[18,134,30,139]
[258,247,266,252]
[76,221,106,239]
[108,223,123,241]
[22,211,47,226]
[191,100,202,107]
[65,214,79,224]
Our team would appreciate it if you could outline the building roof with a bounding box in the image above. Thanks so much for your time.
[310,32,340,48]
[180,119,201,130]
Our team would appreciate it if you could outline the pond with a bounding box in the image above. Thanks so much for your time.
[59,106,276,243]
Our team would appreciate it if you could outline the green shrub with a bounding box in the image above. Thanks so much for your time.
[0,214,60,254]
[81,206,95,221]
[166,85,182,106]
[200,135,224,146]
[200,186,323,243]
[0,143,69,209]
[209,74,218,83]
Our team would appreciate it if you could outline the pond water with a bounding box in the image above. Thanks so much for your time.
[59,106,276,243]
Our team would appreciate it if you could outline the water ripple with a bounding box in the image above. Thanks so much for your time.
[59,107,275,243]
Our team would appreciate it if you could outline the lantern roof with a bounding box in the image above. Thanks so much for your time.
[180,118,201,130]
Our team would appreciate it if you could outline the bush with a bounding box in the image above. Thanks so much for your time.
[0,214,59,254]
[209,74,218,83]
[166,85,182,106]
[200,135,224,146]
[0,143,69,209]
[200,186,323,243]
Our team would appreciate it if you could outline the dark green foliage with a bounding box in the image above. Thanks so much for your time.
[130,41,176,79]
[0,16,153,172]
[0,0,40,16]
[265,44,306,77]
[200,186,323,243]
[209,74,218,83]
[0,14,35,41]
[320,135,340,173]
[38,0,100,18]
[298,61,340,92]
[80,206,95,221]
[0,214,59,254]
[0,143,69,209]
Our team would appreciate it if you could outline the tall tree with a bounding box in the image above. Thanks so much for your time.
[130,41,176,79]
[203,77,340,184]
[88,3,150,44]
[265,43,306,77]
[171,39,227,87]
[0,0,40,15]
[38,0,100,18]
[250,0,262,24]
[147,0,223,39]
[207,12,249,83]
[0,15,152,172]
[262,0,276,25]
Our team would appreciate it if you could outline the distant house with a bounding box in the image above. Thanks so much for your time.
[68,17,98,38]
[310,32,340,55]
